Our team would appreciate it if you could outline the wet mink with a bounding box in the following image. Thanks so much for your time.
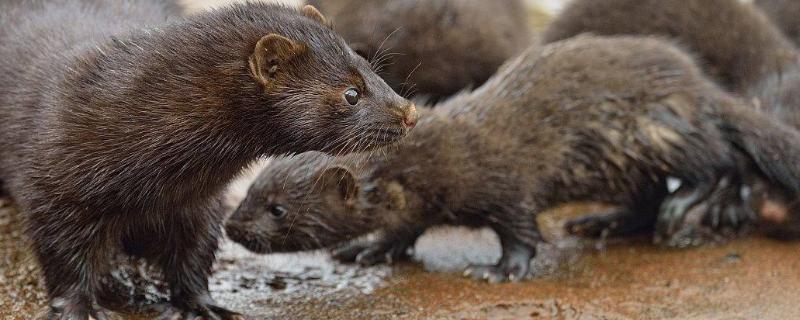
[755,0,800,46]
[226,35,800,282]
[0,1,417,319]
[543,0,800,244]
[306,0,533,101]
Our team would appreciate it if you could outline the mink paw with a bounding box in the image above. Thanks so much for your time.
[565,209,653,238]
[657,202,753,247]
[565,212,623,238]
[152,299,244,320]
[655,176,755,247]
[331,237,413,266]
[463,251,531,283]
[47,297,111,320]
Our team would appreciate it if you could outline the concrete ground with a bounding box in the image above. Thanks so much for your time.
[3,198,800,319]
[2,0,799,319]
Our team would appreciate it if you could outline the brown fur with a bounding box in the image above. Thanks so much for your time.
[226,36,800,282]
[755,0,800,46]
[307,0,533,101]
[543,0,799,94]
[543,0,800,244]
[0,0,416,318]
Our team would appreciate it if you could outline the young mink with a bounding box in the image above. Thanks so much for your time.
[0,1,416,319]
[543,0,800,243]
[226,35,800,283]
[306,0,532,101]
[755,0,800,46]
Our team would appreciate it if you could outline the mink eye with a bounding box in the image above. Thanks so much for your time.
[269,205,288,219]
[344,88,360,105]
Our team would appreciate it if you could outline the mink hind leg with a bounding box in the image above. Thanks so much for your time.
[331,227,425,266]
[655,173,757,247]
[565,177,669,238]
[28,206,114,319]
[464,206,541,283]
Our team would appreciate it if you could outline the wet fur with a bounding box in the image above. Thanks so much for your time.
[544,0,800,241]
[227,36,800,280]
[0,0,413,318]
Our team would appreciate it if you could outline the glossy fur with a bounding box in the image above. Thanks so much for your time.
[0,0,415,318]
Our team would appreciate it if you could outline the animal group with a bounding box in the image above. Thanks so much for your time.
[1,0,799,318]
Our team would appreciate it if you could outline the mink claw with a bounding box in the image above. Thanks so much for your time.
[151,299,245,320]
[47,297,111,320]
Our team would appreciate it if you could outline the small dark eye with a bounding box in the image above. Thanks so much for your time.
[344,88,360,105]
[269,205,287,219]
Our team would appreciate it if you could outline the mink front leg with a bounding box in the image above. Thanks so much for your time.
[28,205,113,320]
[152,206,243,320]
[464,207,540,283]
[332,227,425,266]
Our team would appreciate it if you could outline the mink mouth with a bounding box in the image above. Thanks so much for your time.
[225,224,273,254]
[326,125,407,154]
[364,126,407,144]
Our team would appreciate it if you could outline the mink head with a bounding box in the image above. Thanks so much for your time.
[237,5,418,155]
[225,153,416,253]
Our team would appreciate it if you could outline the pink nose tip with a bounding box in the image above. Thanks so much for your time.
[403,104,419,128]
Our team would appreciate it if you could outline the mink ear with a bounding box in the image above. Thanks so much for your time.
[301,5,330,27]
[249,34,306,87]
[317,166,358,206]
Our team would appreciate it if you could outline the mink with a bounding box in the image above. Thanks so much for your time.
[306,0,533,101]
[755,0,800,46]
[226,35,800,282]
[543,0,800,244]
[542,0,799,94]
[0,1,417,319]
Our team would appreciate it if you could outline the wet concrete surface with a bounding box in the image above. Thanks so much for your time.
[3,196,800,319]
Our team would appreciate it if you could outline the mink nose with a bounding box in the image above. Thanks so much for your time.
[402,104,419,129]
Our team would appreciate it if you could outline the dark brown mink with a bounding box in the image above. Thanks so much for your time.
[755,0,800,46]
[542,0,800,244]
[542,0,799,94]
[226,35,800,283]
[306,0,533,102]
[674,66,800,242]
[665,65,800,242]
[0,1,417,319]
